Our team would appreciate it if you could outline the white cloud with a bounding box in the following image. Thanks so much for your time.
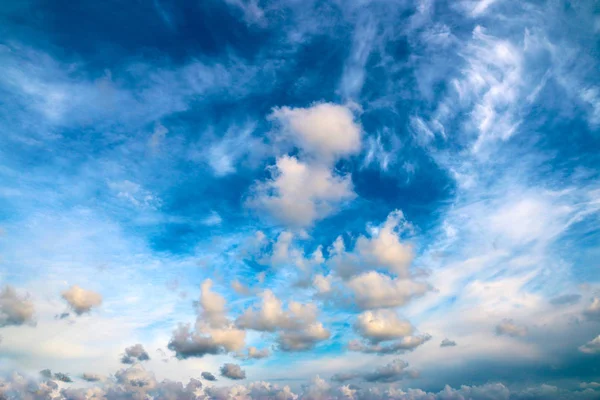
[354,310,413,343]
[269,103,362,162]
[61,285,102,315]
[347,272,429,310]
[247,156,355,228]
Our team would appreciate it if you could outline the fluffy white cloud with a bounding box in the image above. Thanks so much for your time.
[354,310,413,343]
[61,285,102,315]
[247,156,355,228]
[237,290,330,352]
[269,103,362,162]
[0,285,35,327]
[347,272,429,309]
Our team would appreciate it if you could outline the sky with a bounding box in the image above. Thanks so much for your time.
[0,0,599,399]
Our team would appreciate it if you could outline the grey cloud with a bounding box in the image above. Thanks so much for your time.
[583,297,600,321]
[82,373,103,382]
[440,338,457,347]
[53,373,72,383]
[495,319,528,337]
[549,294,581,306]
[0,285,35,327]
[363,359,418,383]
[201,371,217,381]
[121,343,150,364]
[348,334,431,355]
[219,363,246,380]
[168,324,224,358]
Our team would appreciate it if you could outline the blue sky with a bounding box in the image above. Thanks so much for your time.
[0,0,599,399]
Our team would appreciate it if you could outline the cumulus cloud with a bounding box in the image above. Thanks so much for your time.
[61,285,102,315]
[201,372,217,381]
[0,285,35,327]
[354,310,413,343]
[220,363,246,380]
[440,338,457,347]
[236,290,330,351]
[247,155,356,228]
[347,271,429,309]
[121,343,151,364]
[82,373,103,382]
[495,319,528,337]
[269,103,362,162]
[579,335,600,354]
[237,346,270,360]
[168,279,245,358]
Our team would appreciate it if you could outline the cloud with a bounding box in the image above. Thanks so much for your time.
[238,346,270,360]
[579,335,600,354]
[40,369,73,383]
[121,343,151,364]
[82,373,103,382]
[583,297,600,321]
[247,155,356,228]
[220,363,246,380]
[201,372,217,381]
[247,102,362,228]
[348,334,431,355]
[347,271,429,309]
[495,319,528,337]
[201,211,223,227]
[236,289,330,352]
[60,285,102,315]
[0,285,35,327]
[354,359,418,383]
[269,103,362,162]
[168,279,245,358]
[354,310,413,343]
[440,338,457,347]
[550,294,582,306]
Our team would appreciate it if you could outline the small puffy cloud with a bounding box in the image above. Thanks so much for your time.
[61,285,102,315]
[580,382,600,389]
[53,372,72,383]
[354,310,413,343]
[579,335,600,354]
[121,344,151,364]
[440,338,457,347]
[347,272,429,309]
[277,323,331,352]
[247,156,355,228]
[549,293,581,306]
[115,364,157,392]
[201,211,223,226]
[269,103,362,162]
[0,285,35,327]
[495,319,528,337]
[246,346,270,359]
[201,372,217,381]
[348,334,431,355]
[220,363,246,380]
[168,280,246,359]
[583,297,600,320]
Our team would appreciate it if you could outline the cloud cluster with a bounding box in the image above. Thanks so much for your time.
[61,285,102,315]
[248,102,362,228]
[0,285,35,327]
